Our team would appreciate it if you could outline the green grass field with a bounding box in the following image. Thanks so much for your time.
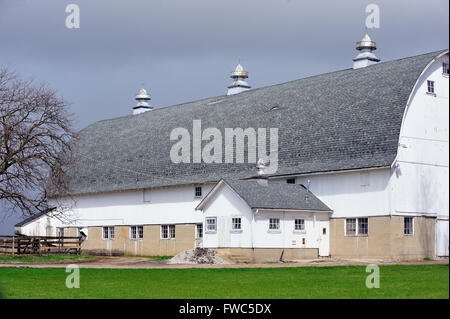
[0,264,448,299]
[0,254,97,263]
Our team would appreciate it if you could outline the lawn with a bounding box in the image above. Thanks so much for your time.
[0,264,448,299]
[0,254,97,263]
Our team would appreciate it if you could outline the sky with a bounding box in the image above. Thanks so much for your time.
[0,0,448,234]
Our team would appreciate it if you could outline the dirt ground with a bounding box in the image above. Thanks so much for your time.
[0,256,448,269]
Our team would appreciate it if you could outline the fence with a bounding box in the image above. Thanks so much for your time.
[0,235,83,255]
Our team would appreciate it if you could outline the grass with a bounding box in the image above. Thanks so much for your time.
[0,254,96,263]
[0,264,448,299]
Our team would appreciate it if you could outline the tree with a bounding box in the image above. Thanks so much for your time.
[0,67,75,217]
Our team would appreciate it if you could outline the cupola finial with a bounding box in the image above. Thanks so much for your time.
[227,61,251,95]
[133,86,153,115]
[352,31,380,69]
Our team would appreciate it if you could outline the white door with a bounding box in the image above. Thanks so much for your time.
[436,220,449,257]
[318,220,330,257]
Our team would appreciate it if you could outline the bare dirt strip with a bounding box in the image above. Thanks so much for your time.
[0,256,447,269]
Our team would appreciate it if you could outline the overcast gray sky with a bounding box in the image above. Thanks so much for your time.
[0,0,448,233]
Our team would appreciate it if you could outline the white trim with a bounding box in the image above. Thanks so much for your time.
[205,217,217,234]
[344,217,369,237]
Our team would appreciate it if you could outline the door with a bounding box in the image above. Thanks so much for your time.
[436,220,449,257]
[318,220,330,257]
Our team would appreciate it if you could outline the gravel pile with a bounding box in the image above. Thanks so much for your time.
[167,248,228,264]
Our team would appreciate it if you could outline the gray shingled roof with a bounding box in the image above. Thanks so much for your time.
[66,50,446,195]
[221,179,331,211]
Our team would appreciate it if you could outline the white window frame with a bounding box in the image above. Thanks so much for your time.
[345,218,369,236]
[404,217,414,236]
[130,226,144,240]
[294,218,305,233]
[161,225,175,239]
[231,217,242,232]
[102,226,115,240]
[268,218,281,233]
[205,217,217,233]
[194,186,202,198]
[196,223,203,239]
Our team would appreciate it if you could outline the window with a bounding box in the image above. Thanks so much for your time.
[427,80,435,94]
[103,226,114,239]
[57,227,64,237]
[346,218,369,236]
[286,178,296,184]
[232,217,242,231]
[443,62,449,75]
[206,217,217,232]
[161,225,175,239]
[130,226,137,239]
[196,224,203,239]
[358,218,368,235]
[404,217,414,235]
[269,218,280,230]
[345,218,356,236]
[294,219,305,231]
[130,226,144,240]
[194,186,202,198]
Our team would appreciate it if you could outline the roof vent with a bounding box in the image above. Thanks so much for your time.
[352,32,380,69]
[255,159,268,186]
[227,61,251,95]
[133,86,153,115]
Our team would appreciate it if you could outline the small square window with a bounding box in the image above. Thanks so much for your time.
[103,226,114,239]
[206,217,217,232]
[269,218,280,230]
[195,186,202,198]
[443,62,449,75]
[404,217,414,236]
[232,217,242,230]
[286,178,296,184]
[294,219,305,231]
[427,80,435,94]
[57,227,65,238]
[161,225,175,239]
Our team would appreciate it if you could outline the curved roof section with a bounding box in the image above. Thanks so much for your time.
[67,50,445,195]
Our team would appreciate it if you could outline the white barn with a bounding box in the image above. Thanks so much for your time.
[15,35,449,262]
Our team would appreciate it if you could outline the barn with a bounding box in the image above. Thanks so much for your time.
[15,34,449,261]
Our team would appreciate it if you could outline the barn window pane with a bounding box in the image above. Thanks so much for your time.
[295,219,305,231]
[346,218,356,235]
[269,218,280,230]
[404,217,414,235]
[138,226,144,239]
[232,218,241,230]
[358,218,368,235]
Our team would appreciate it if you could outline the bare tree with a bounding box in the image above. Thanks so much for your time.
[0,67,75,218]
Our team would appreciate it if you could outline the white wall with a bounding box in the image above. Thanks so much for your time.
[201,182,330,249]
[291,168,391,218]
[202,183,254,248]
[390,53,449,219]
[17,184,214,235]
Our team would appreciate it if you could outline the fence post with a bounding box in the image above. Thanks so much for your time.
[12,236,15,256]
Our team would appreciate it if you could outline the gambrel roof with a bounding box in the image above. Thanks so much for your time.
[66,50,446,195]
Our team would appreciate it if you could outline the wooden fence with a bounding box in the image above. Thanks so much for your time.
[0,235,83,255]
